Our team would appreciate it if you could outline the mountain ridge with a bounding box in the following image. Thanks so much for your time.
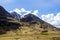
[0,6,60,35]
[20,13,59,31]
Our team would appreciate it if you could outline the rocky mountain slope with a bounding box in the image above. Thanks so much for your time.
[0,6,60,33]
[0,6,60,40]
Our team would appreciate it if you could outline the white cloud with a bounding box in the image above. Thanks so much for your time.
[10,8,39,17]
[23,11,31,16]
[22,9,39,16]
[32,10,39,16]
[21,8,26,12]
[13,8,21,15]
[41,12,60,28]
[10,8,21,15]
[20,8,32,17]
[41,14,54,23]
[0,0,14,4]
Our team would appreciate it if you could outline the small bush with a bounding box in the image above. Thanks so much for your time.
[41,30,48,35]
[52,37,60,40]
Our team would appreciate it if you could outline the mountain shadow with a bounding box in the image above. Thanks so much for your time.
[0,6,21,34]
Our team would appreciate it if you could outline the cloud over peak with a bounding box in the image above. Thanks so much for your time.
[10,8,39,17]
[10,8,60,28]
[41,12,60,28]
[10,8,21,15]
[32,10,39,16]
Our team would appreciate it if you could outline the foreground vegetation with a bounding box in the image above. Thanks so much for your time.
[0,22,60,40]
[0,23,59,40]
[0,31,60,40]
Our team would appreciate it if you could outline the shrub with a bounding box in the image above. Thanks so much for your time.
[41,30,48,35]
[52,37,60,40]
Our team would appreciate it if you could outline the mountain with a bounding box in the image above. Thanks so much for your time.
[0,6,60,40]
[10,12,21,21]
[0,6,20,34]
[20,14,59,31]
[0,6,12,17]
[20,13,41,22]
[0,6,59,33]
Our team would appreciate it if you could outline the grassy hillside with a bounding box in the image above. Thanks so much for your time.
[0,21,60,40]
[0,6,60,40]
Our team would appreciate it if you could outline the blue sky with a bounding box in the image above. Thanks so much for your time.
[0,0,60,16]
[0,0,60,28]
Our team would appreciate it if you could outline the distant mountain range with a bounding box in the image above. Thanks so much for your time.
[0,6,60,35]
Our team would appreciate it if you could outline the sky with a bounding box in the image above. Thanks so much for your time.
[0,0,60,28]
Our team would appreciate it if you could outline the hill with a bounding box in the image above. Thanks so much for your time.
[0,6,60,40]
[0,6,20,34]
